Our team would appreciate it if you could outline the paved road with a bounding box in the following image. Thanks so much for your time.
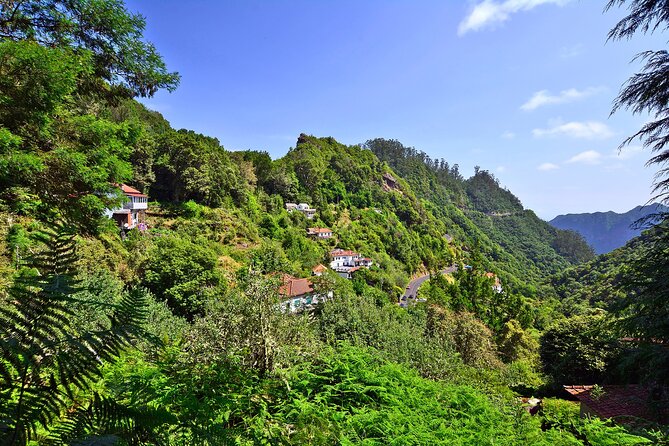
[401,266,457,302]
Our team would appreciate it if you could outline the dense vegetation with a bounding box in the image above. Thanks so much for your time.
[0,0,667,444]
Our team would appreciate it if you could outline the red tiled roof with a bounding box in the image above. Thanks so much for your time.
[312,264,328,273]
[564,385,665,422]
[308,227,332,234]
[330,249,359,257]
[278,275,314,298]
[119,184,148,198]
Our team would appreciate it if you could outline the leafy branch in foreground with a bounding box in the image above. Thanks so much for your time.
[0,223,149,445]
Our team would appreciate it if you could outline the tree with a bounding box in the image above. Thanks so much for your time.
[540,314,620,386]
[606,0,669,390]
[141,235,224,320]
[612,221,669,386]
[186,273,315,377]
[0,0,179,98]
[606,0,669,203]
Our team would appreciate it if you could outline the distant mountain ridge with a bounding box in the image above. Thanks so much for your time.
[549,204,669,254]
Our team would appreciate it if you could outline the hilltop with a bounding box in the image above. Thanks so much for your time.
[549,203,669,254]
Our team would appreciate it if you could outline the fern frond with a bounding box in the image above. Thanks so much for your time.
[0,222,149,445]
[47,394,175,446]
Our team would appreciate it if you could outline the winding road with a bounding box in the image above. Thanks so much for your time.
[400,266,457,303]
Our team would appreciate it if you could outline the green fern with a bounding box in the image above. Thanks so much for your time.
[0,223,149,445]
[46,393,174,446]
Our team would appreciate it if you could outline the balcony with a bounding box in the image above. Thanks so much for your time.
[122,196,148,210]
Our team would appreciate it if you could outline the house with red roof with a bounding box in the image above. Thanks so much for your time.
[312,264,328,276]
[106,184,148,230]
[329,249,373,279]
[485,272,503,293]
[307,227,333,239]
[279,274,332,313]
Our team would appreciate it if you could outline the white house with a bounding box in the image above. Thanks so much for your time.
[105,184,148,230]
[307,227,333,239]
[286,202,317,219]
[329,249,373,279]
[329,249,360,268]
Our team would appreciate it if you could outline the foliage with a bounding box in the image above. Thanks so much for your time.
[0,0,180,98]
[540,314,621,386]
[466,167,523,214]
[186,273,317,377]
[552,229,596,263]
[426,305,502,369]
[607,0,669,203]
[498,319,540,364]
[151,129,248,207]
[611,220,669,386]
[141,233,224,319]
[540,398,652,445]
[0,224,148,444]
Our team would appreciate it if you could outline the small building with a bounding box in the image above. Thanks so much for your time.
[279,274,332,313]
[329,249,373,279]
[106,184,148,230]
[307,227,333,239]
[337,266,360,280]
[485,272,503,293]
[329,249,360,268]
[286,202,316,219]
[312,264,328,276]
[356,257,373,268]
[564,385,668,424]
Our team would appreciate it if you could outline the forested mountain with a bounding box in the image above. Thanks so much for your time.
[0,1,666,444]
[366,138,596,286]
[549,203,669,254]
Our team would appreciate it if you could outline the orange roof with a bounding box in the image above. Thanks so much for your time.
[278,275,314,298]
[312,264,328,273]
[119,184,148,198]
[308,227,332,234]
[564,385,666,423]
[330,249,359,257]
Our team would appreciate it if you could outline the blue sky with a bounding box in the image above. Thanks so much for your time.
[127,0,666,219]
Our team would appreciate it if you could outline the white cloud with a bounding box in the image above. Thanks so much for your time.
[567,150,603,165]
[521,87,603,111]
[497,166,507,172]
[538,162,559,171]
[458,0,572,36]
[532,120,614,139]
[501,131,515,139]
